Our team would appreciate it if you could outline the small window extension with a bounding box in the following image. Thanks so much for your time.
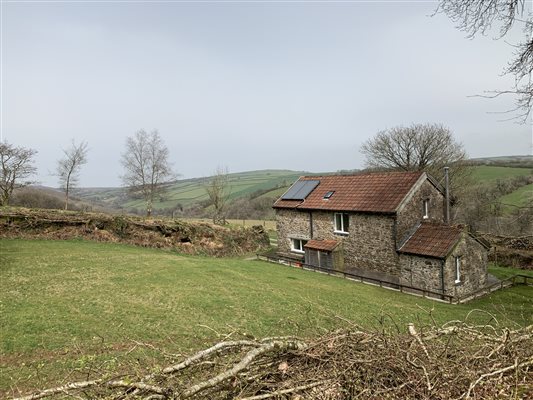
[323,191,335,199]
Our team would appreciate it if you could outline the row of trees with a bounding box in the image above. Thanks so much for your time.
[0,140,89,210]
[0,130,229,222]
[0,131,176,216]
[1,123,529,232]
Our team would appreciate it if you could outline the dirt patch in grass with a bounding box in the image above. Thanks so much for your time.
[0,207,269,257]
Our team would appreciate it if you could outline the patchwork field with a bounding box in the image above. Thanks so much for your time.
[469,165,532,182]
[1,239,531,396]
[499,183,533,211]
[74,165,532,216]
[76,169,306,210]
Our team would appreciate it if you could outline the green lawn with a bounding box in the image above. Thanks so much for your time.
[1,239,532,394]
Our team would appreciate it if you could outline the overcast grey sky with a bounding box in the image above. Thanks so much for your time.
[2,0,532,187]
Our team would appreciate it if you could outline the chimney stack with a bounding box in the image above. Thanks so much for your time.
[444,167,450,224]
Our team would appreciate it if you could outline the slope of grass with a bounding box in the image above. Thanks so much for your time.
[499,183,533,211]
[1,239,531,349]
[1,239,531,393]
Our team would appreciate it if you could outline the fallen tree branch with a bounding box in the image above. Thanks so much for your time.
[159,340,258,376]
[13,379,167,400]
[181,339,307,398]
[237,380,330,400]
[9,324,532,400]
[460,357,533,399]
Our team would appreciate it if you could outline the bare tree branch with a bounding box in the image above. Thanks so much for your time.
[182,339,307,398]
[9,323,532,400]
[56,140,88,210]
[0,141,38,206]
[437,0,533,123]
[360,123,470,201]
[205,166,230,225]
[120,130,176,217]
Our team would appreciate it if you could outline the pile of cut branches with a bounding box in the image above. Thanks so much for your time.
[12,320,532,400]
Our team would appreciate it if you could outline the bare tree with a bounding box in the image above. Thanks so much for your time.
[120,129,175,217]
[56,140,88,210]
[360,123,470,199]
[437,0,533,122]
[205,166,230,225]
[0,141,38,206]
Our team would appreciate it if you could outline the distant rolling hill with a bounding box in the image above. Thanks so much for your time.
[469,155,532,168]
[72,157,532,215]
[75,169,309,212]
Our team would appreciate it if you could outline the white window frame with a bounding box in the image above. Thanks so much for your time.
[334,212,349,234]
[291,238,307,254]
[423,199,429,219]
[454,256,461,284]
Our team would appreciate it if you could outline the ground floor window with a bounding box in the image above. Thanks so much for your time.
[291,238,307,254]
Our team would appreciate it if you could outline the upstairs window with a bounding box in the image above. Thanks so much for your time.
[291,238,307,254]
[423,199,429,219]
[454,256,461,284]
[334,213,349,234]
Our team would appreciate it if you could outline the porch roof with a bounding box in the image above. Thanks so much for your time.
[304,239,340,252]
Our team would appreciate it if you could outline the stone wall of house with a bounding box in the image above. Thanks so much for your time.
[399,254,443,293]
[276,208,311,259]
[310,211,399,278]
[445,234,488,298]
[396,179,444,246]
[399,233,488,298]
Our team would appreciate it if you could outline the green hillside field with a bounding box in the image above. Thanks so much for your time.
[1,239,531,395]
[77,169,307,211]
[469,165,532,182]
[499,183,533,211]
[74,165,532,214]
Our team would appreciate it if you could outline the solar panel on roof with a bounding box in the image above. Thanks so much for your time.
[281,180,320,200]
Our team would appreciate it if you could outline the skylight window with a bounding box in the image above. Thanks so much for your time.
[323,191,335,199]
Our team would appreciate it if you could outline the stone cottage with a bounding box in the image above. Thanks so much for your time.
[273,171,489,298]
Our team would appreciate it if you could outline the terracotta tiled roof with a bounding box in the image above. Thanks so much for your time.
[273,171,425,213]
[398,222,463,259]
[304,239,340,252]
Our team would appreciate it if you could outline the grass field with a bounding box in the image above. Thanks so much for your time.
[469,165,532,182]
[184,218,276,230]
[499,183,533,211]
[1,239,532,394]
[77,170,306,210]
[75,166,532,215]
